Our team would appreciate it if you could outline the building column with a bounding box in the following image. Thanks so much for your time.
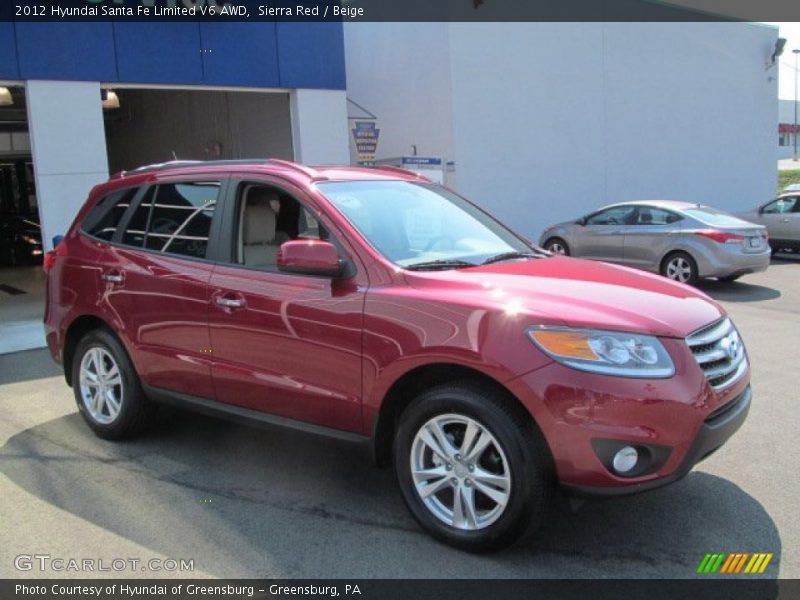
[290,89,350,165]
[26,81,109,250]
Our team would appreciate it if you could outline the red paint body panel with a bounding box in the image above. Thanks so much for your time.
[45,160,750,493]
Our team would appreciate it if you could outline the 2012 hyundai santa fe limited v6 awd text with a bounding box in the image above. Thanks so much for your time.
[44,159,751,552]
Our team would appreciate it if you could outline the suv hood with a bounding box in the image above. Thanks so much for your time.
[404,256,723,338]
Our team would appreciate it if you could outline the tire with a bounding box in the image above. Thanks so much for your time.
[660,251,698,285]
[393,382,553,553]
[71,328,155,440]
[718,275,741,283]
[544,237,570,256]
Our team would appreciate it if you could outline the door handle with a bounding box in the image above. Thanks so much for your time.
[215,295,245,309]
[101,271,124,284]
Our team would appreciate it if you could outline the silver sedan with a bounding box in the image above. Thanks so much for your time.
[539,200,770,284]
[738,192,800,254]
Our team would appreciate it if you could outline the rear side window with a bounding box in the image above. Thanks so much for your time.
[635,207,683,225]
[81,187,139,241]
[121,182,219,259]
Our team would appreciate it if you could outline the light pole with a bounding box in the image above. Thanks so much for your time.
[794,48,800,161]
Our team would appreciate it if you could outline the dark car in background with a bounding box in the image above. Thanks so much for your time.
[0,214,43,266]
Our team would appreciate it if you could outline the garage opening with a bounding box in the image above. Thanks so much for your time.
[103,88,294,174]
[0,84,46,354]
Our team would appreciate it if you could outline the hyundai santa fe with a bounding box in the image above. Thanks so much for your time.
[44,159,751,552]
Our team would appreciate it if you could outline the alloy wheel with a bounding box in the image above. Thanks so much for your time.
[79,347,124,425]
[410,413,512,531]
[665,256,693,283]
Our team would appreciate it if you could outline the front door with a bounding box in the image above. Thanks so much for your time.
[575,205,635,261]
[207,178,367,433]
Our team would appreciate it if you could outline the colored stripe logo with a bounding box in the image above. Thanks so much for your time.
[697,552,773,574]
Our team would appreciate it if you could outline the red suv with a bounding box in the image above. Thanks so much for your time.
[44,160,751,552]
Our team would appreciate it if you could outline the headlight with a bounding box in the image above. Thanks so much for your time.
[527,326,675,378]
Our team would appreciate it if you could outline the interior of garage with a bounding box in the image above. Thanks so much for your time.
[0,84,46,355]
[103,88,294,174]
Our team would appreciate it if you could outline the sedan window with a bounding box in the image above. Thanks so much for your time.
[634,207,682,225]
[585,206,636,226]
[763,197,798,214]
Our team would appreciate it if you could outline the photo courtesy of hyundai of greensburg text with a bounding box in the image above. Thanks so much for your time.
[1,1,800,599]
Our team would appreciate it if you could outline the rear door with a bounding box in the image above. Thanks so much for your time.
[207,177,367,433]
[622,206,683,271]
[98,178,225,399]
[574,205,635,261]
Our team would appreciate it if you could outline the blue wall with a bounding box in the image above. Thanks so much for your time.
[0,21,345,90]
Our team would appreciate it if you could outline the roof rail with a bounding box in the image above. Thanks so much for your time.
[113,159,272,179]
[266,158,319,178]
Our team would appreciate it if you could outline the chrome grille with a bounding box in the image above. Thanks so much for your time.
[686,317,747,390]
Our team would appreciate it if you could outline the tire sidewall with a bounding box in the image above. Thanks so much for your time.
[394,385,546,552]
[545,238,569,256]
[661,251,698,285]
[72,329,142,437]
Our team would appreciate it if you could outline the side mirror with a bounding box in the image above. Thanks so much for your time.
[277,240,344,278]
[576,217,586,226]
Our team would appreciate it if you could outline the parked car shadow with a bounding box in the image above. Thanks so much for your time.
[0,408,782,581]
[696,280,781,303]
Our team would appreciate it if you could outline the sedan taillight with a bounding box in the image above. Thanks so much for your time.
[694,230,745,244]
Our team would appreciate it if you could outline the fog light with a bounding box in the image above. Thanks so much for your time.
[612,446,639,473]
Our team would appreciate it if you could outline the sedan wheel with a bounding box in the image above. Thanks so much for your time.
[662,252,697,285]
[545,238,569,255]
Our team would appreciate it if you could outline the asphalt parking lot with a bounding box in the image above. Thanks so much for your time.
[0,255,797,579]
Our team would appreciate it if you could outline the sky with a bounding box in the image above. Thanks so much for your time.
[765,22,800,100]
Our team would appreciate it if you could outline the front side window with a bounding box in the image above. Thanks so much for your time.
[82,187,139,241]
[318,181,531,268]
[763,197,798,214]
[121,182,219,258]
[236,184,329,269]
[585,206,637,226]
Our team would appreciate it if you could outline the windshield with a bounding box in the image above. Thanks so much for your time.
[317,180,533,268]
[682,206,753,228]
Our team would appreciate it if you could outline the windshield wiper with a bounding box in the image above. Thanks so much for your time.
[481,251,542,265]
[404,259,477,271]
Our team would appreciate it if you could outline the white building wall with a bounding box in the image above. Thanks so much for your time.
[26,81,109,251]
[344,23,455,164]
[346,22,778,241]
[290,89,350,165]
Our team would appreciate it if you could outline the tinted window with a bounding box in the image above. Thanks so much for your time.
[122,187,155,247]
[82,187,138,241]
[763,197,798,214]
[635,207,682,225]
[144,183,219,258]
[585,206,636,226]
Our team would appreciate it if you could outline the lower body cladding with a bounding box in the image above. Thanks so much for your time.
[506,356,751,496]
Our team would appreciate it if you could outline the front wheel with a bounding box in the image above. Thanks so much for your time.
[72,329,155,440]
[661,251,698,285]
[544,237,570,256]
[394,383,553,552]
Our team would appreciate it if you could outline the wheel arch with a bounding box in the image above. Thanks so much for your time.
[371,362,543,467]
[62,315,127,386]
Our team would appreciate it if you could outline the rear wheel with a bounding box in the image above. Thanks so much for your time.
[393,383,553,552]
[72,329,154,440]
[544,237,570,256]
[661,251,698,285]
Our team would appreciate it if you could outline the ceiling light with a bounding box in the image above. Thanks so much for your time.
[0,87,13,107]
[102,90,120,110]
